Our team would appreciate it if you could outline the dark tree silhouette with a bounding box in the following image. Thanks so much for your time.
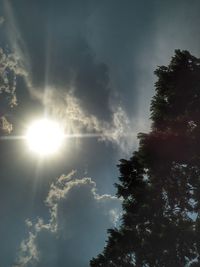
[90,50,200,267]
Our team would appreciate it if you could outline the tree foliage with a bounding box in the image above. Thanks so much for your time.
[90,50,200,267]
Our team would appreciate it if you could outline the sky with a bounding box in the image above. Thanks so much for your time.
[1,0,200,266]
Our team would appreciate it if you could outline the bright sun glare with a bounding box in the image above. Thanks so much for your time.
[26,119,64,155]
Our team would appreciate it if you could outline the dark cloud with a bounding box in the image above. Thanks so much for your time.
[4,0,200,124]
[86,0,157,114]
[3,0,114,122]
[2,0,148,156]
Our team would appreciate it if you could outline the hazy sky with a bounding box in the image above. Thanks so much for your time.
[1,0,200,266]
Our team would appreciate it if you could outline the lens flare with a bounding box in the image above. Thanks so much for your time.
[26,119,64,155]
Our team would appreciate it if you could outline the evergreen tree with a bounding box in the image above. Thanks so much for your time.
[90,50,200,267]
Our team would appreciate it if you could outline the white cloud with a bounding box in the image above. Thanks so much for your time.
[0,48,18,106]
[0,116,13,133]
[40,88,138,155]
[0,46,26,133]
[13,171,121,267]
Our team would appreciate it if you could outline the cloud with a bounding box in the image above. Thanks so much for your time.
[4,0,112,121]
[0,47,18,107]
[13,171,121,267]
[0,46,26,133]
[2,1,151,154]
[0,116,12,133]
[41,88,139,155]
[4,0,200,148]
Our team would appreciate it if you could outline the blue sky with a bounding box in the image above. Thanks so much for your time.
[1,0,200,266]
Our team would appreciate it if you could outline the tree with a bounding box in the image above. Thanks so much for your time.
[90,50,200,267]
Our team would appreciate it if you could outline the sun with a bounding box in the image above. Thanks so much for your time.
[26,119,64,155]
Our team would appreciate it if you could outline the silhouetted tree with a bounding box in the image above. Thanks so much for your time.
[90,50,200,267]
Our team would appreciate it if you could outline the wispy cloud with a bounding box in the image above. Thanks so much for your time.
[0,116,12,133]
[0,46,25,133]
[41,88,139,155]
[0,48,19,106]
